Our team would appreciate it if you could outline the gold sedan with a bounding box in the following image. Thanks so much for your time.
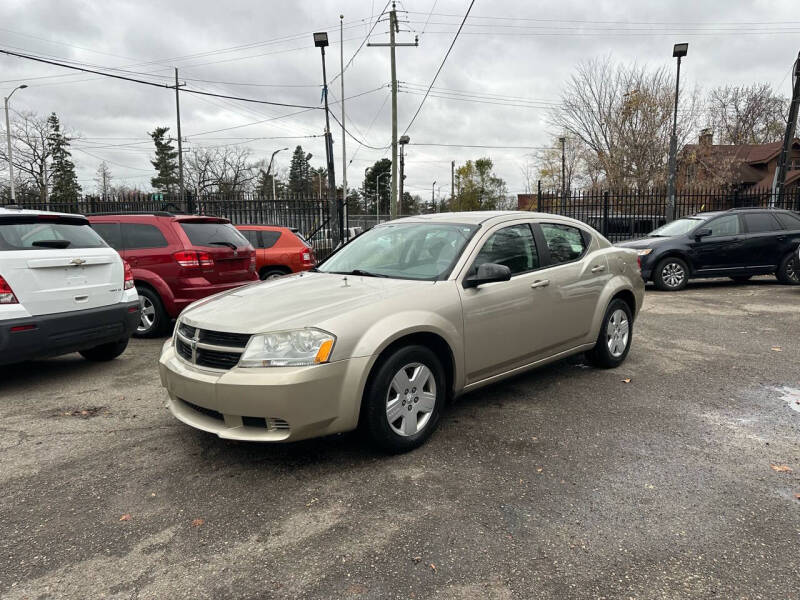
[159,212,644,452]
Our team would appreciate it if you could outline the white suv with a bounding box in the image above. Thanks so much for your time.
[0,207,140,365]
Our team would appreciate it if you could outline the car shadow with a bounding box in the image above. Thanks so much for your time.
[646,276,779,292]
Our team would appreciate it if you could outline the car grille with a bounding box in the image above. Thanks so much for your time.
[180,399,290,432]
[175,323,251,371]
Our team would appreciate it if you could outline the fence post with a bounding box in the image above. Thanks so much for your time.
[602,191,610,238]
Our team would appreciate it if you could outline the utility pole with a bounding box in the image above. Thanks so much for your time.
[339,15,348,237]
[368,2,418,219]
[774,51,800,208]
[451,160,455,211]
[3,84,26,203]
[559,136,566,212]
[174,68,185,205]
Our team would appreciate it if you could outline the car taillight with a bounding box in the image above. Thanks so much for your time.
[301,249,315,265]
[174,250,213,268]
[0,275,18,304]
[123,260,134,290]
[637,255,642,271]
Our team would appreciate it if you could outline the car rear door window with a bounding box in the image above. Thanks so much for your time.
[259,231,281,248]
[775,212,800,231]
[471,224,539,276]
[705,215,740,237]
[240,229,260,247]
[743,213,781,233]
[540,223,586,264]
[122,223,168,249]
[90,222,122,250]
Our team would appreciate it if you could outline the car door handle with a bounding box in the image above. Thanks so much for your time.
[591,265,606,273]
[530,279,550,289]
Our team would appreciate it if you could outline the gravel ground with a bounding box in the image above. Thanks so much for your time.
[1,277,799,600]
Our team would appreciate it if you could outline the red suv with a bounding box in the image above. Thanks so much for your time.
[236,225,316,279]
[89,213,257,337]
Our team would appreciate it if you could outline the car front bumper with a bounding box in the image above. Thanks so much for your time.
[0,301,140,366]
[158,344,371,442]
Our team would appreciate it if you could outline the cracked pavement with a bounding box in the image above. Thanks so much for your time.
[1,277,799,599]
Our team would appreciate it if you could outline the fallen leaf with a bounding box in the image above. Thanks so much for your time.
[305,497,318,507]
[536,468,543,473]
[770,464,793,473]
[191,518,205,527]
[622,378,631,383]
[412,556,422,563]
[771,347,782,352]
[429,563,437,572]
[119,514,131,521]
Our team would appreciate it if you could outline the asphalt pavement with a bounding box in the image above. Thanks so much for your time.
[1,277,798,599]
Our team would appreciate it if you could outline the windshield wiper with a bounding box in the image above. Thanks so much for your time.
[330,269,390,278]
[209,241,237,250]
[32,239,71,248]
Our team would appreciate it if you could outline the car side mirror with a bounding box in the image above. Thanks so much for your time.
[463,263,512,289]
[694,228,711,239]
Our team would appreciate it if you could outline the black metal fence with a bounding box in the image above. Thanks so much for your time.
[528,187,800,242]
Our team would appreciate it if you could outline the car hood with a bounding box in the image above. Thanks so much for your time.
[181,271,436,333]
[615,236,675,249]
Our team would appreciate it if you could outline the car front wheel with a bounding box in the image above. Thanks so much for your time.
[361,345,445,453]
[653,257,689,291]
[586,298,633,368]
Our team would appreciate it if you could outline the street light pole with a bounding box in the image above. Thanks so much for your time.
[3,84,27,202]
[666,43,688,222]
[266,147,288,200]
[314,32,341,246]
[431,180,436,212]
[398,135,409,215]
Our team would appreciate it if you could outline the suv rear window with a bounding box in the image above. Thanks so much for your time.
[122,223,169,249]
[260,231,281,248]
[743,212,780,233]
[775,212,800,230]
[0,218,107,251]
[180,222,248,248]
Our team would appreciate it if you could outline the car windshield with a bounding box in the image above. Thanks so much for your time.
[648,217,703,237]
[318,222,478,280]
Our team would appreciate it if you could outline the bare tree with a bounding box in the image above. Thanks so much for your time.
[530,136,589,193]
[94,161,113,200]
[706,83,788,145]
[0,111,53,202]
[551,57,701,188]
[185,146,261,195]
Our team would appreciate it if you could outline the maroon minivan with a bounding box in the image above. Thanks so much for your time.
[89,213,257,337]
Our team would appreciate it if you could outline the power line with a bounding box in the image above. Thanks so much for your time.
[409,143,552,149]
[330,0,392,85]
[329,110,389,150]
[401,0,475,136]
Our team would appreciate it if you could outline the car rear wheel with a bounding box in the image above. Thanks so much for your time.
[586,299,633,369]
[260,268,288,280]
[361,345,445,453]
[135,287,167,338]
[729,275,752,283]
[653,257,689,291]
[776,252,800,285]
[79,338,129,362]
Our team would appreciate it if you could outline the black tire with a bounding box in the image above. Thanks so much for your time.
[775,252,800,285]
[361,345,446,454]
[653,256,689,291]
[585,298,633,369]
[134,286,168,338]
[79,338,129,362]
[729,275,752,283]
[260,267,288,280]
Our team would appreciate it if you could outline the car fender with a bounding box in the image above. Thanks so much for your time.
[588,275,643,342]
[131,268,176,315]
[347,310,464,423]
[652,247,696,275]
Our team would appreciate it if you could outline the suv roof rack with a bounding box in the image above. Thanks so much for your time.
[85,211,176,217]
[726,206,780,211]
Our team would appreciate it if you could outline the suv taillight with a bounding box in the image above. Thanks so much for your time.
[0,275,18,304]
[123,261,134,290]
[174,250,214,268]
[301,249,315,265]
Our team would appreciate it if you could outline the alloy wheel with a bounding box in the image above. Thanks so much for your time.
[606,309,630,358]
[661,262,685,289]
[138,296,155,334]
[385,362,437,437]
[787,256,799,283]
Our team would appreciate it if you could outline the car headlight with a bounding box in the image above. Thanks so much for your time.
[238,328,336,368]
[636,249,653,256]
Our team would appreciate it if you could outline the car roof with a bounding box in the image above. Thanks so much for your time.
[392,210,588,227]
[236,224,290,231]
[0,206,87,221]
[87,213,230,223]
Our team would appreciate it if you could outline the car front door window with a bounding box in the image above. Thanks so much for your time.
[705,215,741,237]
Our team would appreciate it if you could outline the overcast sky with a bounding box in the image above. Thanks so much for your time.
[1,0,798,201]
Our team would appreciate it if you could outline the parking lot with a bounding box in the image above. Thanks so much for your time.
[1,278,798,599]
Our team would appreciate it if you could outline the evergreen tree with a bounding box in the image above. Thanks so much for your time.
[149,127,179,193]
[288,145,311,196]
[47,113,81,203]
[363,158,392,214]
